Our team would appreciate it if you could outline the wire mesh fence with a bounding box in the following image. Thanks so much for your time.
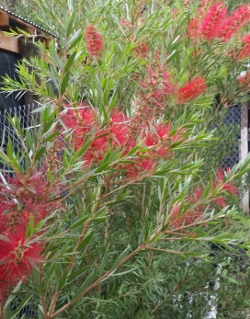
[0,103,39,173]
[220,105,241,169]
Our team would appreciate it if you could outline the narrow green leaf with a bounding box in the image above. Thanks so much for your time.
[35,146,46,161]
[65,51,77,73]
[60,71,70,95]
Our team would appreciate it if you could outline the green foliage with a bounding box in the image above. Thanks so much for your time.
[1,1,250,319]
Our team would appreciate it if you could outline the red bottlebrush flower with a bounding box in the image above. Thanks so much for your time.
[218,4,250,41]
[145,132,158,146]
[126,157,156,179]
[61,105,95,130]
[193,187,203,202]
[156,123,171,139]
[214,197,227,208]
[177,77,207,103]
[24,200,62,222]
[144,122,172,155]
[162,79,178,95]
[60,109,77,129]
[109,111,134,150]
[237,34,250,60]
[86,25,104,57]
[213,169,237,207]
[135,43,149,58]
[156,147,171,158]
[78,107,96,129]
[84,130,108,165]
[141,65,177,109]
[170,204,202,228]
[201,2,227,40]
[0,228,43,291]
[221,183,237,196]
[73,128,85,150]
[144,123,172,159]
[61,105,96,150]
[5,172,49,204]
[187,6,207,40]
[188,18,201,39]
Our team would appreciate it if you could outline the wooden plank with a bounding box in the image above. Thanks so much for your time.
[0,11,9,27]
[7,15,43,37]
[24,26,35,35]
[0,31,19,53]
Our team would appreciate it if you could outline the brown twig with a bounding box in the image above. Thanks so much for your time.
[50,243,146,318]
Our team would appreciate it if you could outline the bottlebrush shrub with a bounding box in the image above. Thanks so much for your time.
[1,0,250,318]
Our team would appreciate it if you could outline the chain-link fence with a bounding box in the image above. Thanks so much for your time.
[221,105,241,169]
[0,103,39,176]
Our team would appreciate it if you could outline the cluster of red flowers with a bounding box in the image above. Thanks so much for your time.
[0,172,59,291]
[188,2,250,42]
[213,168,237,207]
[61,105,188,177]
[135,43,149,58]
[85,25,104,57]
[138,65,178,115]
[138,65,207,108]
[236,34,250,60]
[170,169,237,229]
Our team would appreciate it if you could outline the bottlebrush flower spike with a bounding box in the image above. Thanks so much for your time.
[187,18,200,38]
[201,2,227,40]
[61,105,96,150]
[213,169,237,207]
[218,4,250,41]
[187,7,206,40]
[109,111,135,152]
[170,204,203,229]
[135,43,149,58]
[237,34,250,60]
[0,228,43,291]
[187,18,201,39]
[126,157,156,179]
[84,130,108,165]
[156,123,171,139]
[177,77,207,103]
[86,25,104,57]
[5,172,49,203]
[145,132,158,146]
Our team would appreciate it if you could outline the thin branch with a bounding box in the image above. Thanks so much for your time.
[145,246,185,256]
[50,244,146,318]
